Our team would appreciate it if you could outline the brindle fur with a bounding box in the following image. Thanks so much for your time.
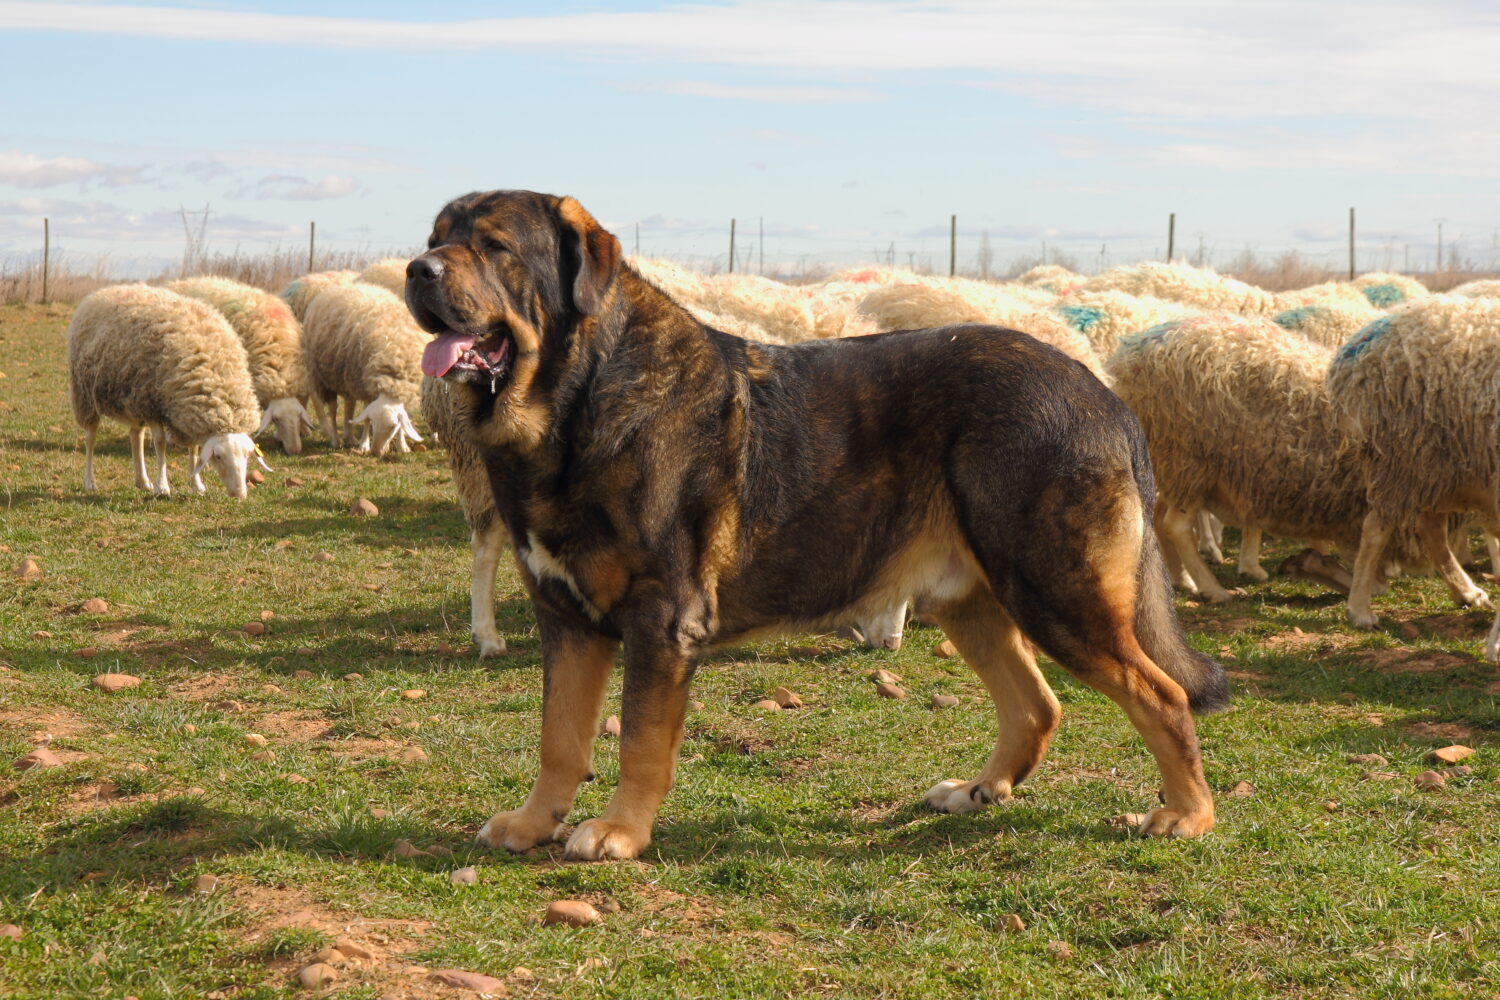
[407,190,1228,860]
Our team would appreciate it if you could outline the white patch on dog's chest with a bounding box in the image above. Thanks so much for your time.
[522,532,603,621]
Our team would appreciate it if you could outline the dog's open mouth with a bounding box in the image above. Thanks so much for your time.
[422,330,514,388]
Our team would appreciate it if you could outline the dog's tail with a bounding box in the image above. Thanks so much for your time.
[1133,526,1229,714]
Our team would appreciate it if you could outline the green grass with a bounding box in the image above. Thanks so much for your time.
[1,301,1498,998]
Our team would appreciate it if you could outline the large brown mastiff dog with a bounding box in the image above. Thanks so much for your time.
[406,190,1227,861]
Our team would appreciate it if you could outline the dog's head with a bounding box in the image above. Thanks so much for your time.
[405,190,621,450]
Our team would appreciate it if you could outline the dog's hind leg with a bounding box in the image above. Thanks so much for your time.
[924,587,1061,813]
[477,630,616,852]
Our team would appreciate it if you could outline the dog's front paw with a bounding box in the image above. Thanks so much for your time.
[1136,807,1214,839]
[476,808,564,852]
[923,778,1008,814]
[563,818,650,860]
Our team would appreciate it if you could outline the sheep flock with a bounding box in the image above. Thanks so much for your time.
[61,254,1500,661]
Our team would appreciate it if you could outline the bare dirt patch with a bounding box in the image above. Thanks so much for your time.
[1404,721,1477,742]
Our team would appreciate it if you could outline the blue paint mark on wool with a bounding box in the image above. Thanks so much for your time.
[1118,320,1182,352]
[1362,282,1404,307]
[1335,314,1396,363]
[1057,304,1105,332]
[1273,306,1323,330]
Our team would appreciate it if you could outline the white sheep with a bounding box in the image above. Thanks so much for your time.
[1014,264,1082,293]
[1327,296,1500,644]
[68,284,268,498]
[357,257,411,298]
[1108,312,1418,603]
[165,276,315,454]
[1081,261,1283,316]
[301,282,426,456]
[1449,279,1500,299]
[1349,271,1427,308]
[1051,289,1196,359]
[420,375,507,656]
[1271,301,1382,350]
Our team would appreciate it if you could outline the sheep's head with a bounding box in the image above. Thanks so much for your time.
[193,432,271,499]
[256,397,316,455]
[352,394,423,458]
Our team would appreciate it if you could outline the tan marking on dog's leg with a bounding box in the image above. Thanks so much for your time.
[126,425,149,490]
[924,588,1060,814]
[470,521,507,657]
[1348,509,1396,628]
[1160,506,1241,602]
[1236,526,1268,582]
[477,632,615,852]
[565,647,692,861]
[1417,511,1493,610]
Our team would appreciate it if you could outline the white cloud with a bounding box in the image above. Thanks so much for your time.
[0,150,147,188]
[626,80,880,102]
[228,174,362,202]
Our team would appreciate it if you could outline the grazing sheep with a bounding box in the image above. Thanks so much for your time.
[1279,280,1376,312]
[1272,301,1382,350]
[1014,264,1082,293]
[301,282,425,456]
[1449,279,1500,299]
[1081,261,1282,316]
[357,257,411,297]
[280,269,359,323]
[164,276,315,454]
[420,376,506,656]
[68,284,267,498]
[1108,312,1409,603]
[856,281,1106,381]
[1052,290,1195,358]
[1327,296,1500,642]
[1349,271,1427,307]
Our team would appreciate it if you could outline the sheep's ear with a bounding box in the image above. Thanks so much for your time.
[399,411,424,443]
[352,401,376,425]
[296,401,317,432]
[557,196,620,316]
[191,441,214,479]
[255,409,273,437]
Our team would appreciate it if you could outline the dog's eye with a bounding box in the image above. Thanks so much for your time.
[482,236,508,254]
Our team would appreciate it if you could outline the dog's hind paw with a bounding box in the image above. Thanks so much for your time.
[563,818,650,861]
[476,808,565,852]
[923,778,1008,814]
[1136,807,1214,839]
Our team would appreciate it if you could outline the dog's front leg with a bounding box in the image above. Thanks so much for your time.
[477,628,616,851]
[565,627,695,861]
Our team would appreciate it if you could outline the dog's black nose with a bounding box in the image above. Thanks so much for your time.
[407,256,444,283]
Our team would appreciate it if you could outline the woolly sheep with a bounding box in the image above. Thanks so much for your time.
[68,284,268,498]
[1349,271,1427,308]
[420,376,507,656]
[357,257,411,297]
[1449,279,1500,299]
[855,280,1107,381]
[1081,261,1282,316]
[1051,290,1195,358]
[1327,296,1500,644]
[1014,264,1082,293]
[1108,312,1414,603]
[1271,301,1382,350]
[1280,280,1377,312]
[301,282,425,456]
[280,269,359,323]
[165,276,315,454]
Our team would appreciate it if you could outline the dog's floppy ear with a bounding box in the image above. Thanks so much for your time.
[557,196,621,316]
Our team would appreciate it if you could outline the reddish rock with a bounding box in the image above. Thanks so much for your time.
[430,969,507,992]
[1425,745,1475,765]
[543,900,603,927]
[92,673,141,692]
[932,639,957,659]
[772,686,803,709]
[874,682,907,700]
[349,498,379,517]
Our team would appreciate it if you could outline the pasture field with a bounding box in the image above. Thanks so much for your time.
[1,301,1499,999]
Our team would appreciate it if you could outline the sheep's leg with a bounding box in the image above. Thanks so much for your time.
[1416,511,1492,610]
[149,424,172,497]
[1160,505,1241,603]
[82,423,100,492]
[1348,510,1397,628]
[317,392,339,446]
[1487,534,1500,574]
[471,520,508,657]
[1236,526,1268,582]
[1450,522,1476,569]
[126,425,150,490]
[1154,499,1196,591]
[1196,510,1226,563]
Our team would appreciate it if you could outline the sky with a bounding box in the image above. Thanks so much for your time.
[2,0,1499,277]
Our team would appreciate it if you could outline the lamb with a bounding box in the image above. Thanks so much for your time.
[164,276,315,454]
[1272,301,1382,350]
[1349,271,1426,308]
[855,280,1107,381]
[1080,261,1282,316]
[280,269,359,323]
[1326,296,1500,647]
[1051,289,1195,358]
[1108,312,1408,603]
[357,257,411,297]
[68,284,268,498]
[420,375,507,656]
[301,282,425,456]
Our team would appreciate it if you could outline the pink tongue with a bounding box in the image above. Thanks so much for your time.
[422,332,477,377]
